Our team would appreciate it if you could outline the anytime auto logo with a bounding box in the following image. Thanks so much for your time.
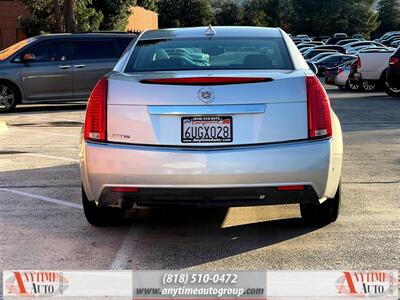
[336,271,398,297]
[5,271,69,297]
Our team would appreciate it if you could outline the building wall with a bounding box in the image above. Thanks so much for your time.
[0,0,29,49]
[126,6,158,33]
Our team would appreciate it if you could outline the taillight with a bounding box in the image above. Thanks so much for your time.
[276,185,305,191]
[111,187,139,193]
[84,78,107,142]
[389,57,399,66]
[338,67,344,74]
[306,76,332,139]
[356,57,361,68]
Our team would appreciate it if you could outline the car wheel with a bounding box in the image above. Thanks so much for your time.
[82,186,125,226]
[0,82,19,113]
[346,80,360,91]
[361,80,376,92]
[300,182,341,225]
[385,83,400,97]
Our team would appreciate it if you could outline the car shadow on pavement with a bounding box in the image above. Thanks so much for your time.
[0,163,324,269]
[122,207,323,269]
[6,103,86,115]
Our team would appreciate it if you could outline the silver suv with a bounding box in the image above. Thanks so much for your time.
[80,26,343,226]
[0,33,135,112]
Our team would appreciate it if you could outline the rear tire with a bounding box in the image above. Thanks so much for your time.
[301,182,341,225]
[385,83,400,97]
[346,80,360,91]
[361,80,377,92]
[82,186,124,226]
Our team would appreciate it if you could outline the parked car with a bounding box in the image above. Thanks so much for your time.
[335,63,360,91]
[308,52,337,62]
[351,45,390,54]
[385,46,400,97]
[303,49,338,60]
[292,38,305,45]
[325,37,349,45]
[313,36,331,42]
[375,31,400,43]
[336,39,360,46]
[352,34,364,40]
[314,54,356,76]
[297,43,317,50]
[300,47,315,54]
[381,34,400,46]
[313,45,347,53]
[333,33,348,38]
[302,41,325,46]
[343,41,385,52]
[390,40,400,48]
[80,26,343,226]
[296,34,310,39]
[325,60,358,90]
[0,33,136,112]
[355,47,394,54]
[350,48,395,91]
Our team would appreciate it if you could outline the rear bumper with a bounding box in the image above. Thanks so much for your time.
[99,186,319,207]
[80,138,341,207]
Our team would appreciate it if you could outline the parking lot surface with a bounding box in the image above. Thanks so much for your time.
[0,86,399,270]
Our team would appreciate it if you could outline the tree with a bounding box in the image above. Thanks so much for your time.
[64,0,75,32]
[214,1,243,26]
[376,0,400,36]
[19,0,103,35]
[158,0,213,28]
[137,0,157,11]
[91,0,137,30]
[347,0,380,38]
[74,0,103,32]
[158,0,181,27]
[289,0,379,36]
[19,0,56,36]
[53,0,62,32]
[242,0,269,27]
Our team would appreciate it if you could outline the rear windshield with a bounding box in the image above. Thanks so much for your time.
[125,37,293,72]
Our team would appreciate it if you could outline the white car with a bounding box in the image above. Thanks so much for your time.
[353,48,395,91]
[80,26,343,226]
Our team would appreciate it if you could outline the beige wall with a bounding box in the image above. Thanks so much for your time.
[126,6,158,33]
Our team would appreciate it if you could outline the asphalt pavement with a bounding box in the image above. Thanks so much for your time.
[0,86,399,271]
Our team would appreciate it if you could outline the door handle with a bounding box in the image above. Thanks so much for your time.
[59,65,71,69]
[73,64,86,68]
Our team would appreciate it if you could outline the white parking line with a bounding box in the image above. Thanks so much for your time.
[9,127,77,137]
[22,153,79,162]
[0,188,82,209]
[1,187,141,269]
[110,225,144,270]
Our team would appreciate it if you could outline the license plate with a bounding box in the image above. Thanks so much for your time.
[181,116,232,143]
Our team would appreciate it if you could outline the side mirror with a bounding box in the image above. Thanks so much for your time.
[22,53,36,63]
[308,62,318,74]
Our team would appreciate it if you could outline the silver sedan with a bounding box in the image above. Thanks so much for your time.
[80,26,343,226]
